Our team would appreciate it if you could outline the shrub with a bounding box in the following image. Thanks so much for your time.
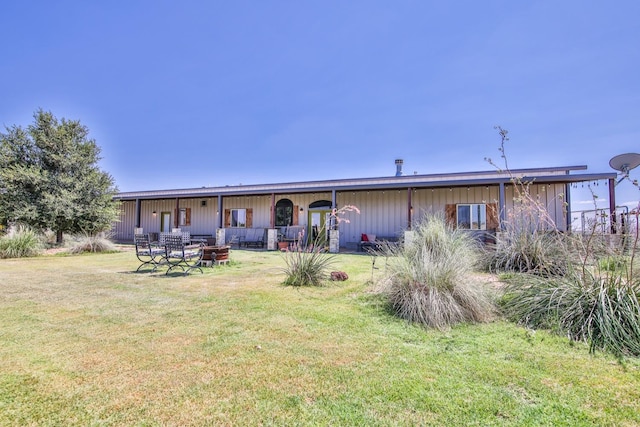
[0,225,43,258]
[67,233,117,254]
[281,248,335,287]
[500,267,640,357]
[376,214,494,329]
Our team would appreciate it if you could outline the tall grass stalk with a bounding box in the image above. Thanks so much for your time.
[377,214,494,329]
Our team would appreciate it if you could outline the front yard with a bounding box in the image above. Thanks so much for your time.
[1,249,639,426]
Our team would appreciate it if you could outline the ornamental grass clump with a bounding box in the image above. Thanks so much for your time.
[485,220,572,277]
[377,214,494,329]
[0,224,43,258]
[501,211,640,357]
[281,205,358,287]
[500,266,640,357]
[281,247,335,287]
[67,232,117,254]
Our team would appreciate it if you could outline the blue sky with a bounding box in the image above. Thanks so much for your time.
[1,1,638,215]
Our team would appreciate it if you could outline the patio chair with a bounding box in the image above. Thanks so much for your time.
[134,233,165,272]
[163,234,204,275]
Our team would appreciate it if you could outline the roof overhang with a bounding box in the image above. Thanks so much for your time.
[114,169,617,201]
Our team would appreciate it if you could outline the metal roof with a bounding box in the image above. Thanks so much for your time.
[114,165,616,201]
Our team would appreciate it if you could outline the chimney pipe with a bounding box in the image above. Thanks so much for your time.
[395,159,403,176]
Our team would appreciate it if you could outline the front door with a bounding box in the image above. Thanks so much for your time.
[161,212,171,233]
[308,210,331,246]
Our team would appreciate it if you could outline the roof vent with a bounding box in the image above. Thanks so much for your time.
[395,159,404,176]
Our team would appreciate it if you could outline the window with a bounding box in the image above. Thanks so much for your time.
[275,199,293,227]
[457,204,486,230]
[178,208,191,226]
[230,208,246,228]
[224,208,253,228]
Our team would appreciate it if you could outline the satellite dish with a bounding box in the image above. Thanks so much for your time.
[609,153,640,185]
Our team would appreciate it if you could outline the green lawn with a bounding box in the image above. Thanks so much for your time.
[1,249,639,426]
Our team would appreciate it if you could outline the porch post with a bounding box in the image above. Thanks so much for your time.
[407,187,412,230]
[218,196,223,229]
[329,189,339,252]
[331,189,337,229]
[565,183,572,232]
[499,182,506,230]
[268,193,277,250]
[174,198,180,228]
[270,193,275,229]
[609,178,617,233]
[135,198,141,228]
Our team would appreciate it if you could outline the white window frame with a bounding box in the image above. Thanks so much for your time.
[231,208,247,228]
[457,204,487,230]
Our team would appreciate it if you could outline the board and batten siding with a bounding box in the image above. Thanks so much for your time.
[112,200,136,242]
[138,198,218,235]
[503,183,568,231]
[111,198,219,241]
[411,186,500,222]
[337,189,408,246]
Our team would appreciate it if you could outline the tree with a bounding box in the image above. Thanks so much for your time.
[0,109,120,243]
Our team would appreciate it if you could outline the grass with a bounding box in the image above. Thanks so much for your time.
[1,249,640,425]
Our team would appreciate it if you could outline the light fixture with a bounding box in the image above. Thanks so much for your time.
[152,211,157,217]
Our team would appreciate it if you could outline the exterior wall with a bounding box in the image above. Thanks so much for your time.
[112,200,136,242]
[111,184,569,242]
[140,198,219,235]
[337,189,408,247]
[221,192,333,228]
[276,192,332,229]
[504,183,568,231]
[111,197,219,242]
[411,186,500,223]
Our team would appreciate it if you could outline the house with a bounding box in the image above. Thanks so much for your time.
[112,161,618,250]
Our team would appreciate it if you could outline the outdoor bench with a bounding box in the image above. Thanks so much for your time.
[358,234,400,252]
[239,228,265,248]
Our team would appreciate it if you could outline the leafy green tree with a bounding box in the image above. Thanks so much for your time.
[0,109,119,243]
